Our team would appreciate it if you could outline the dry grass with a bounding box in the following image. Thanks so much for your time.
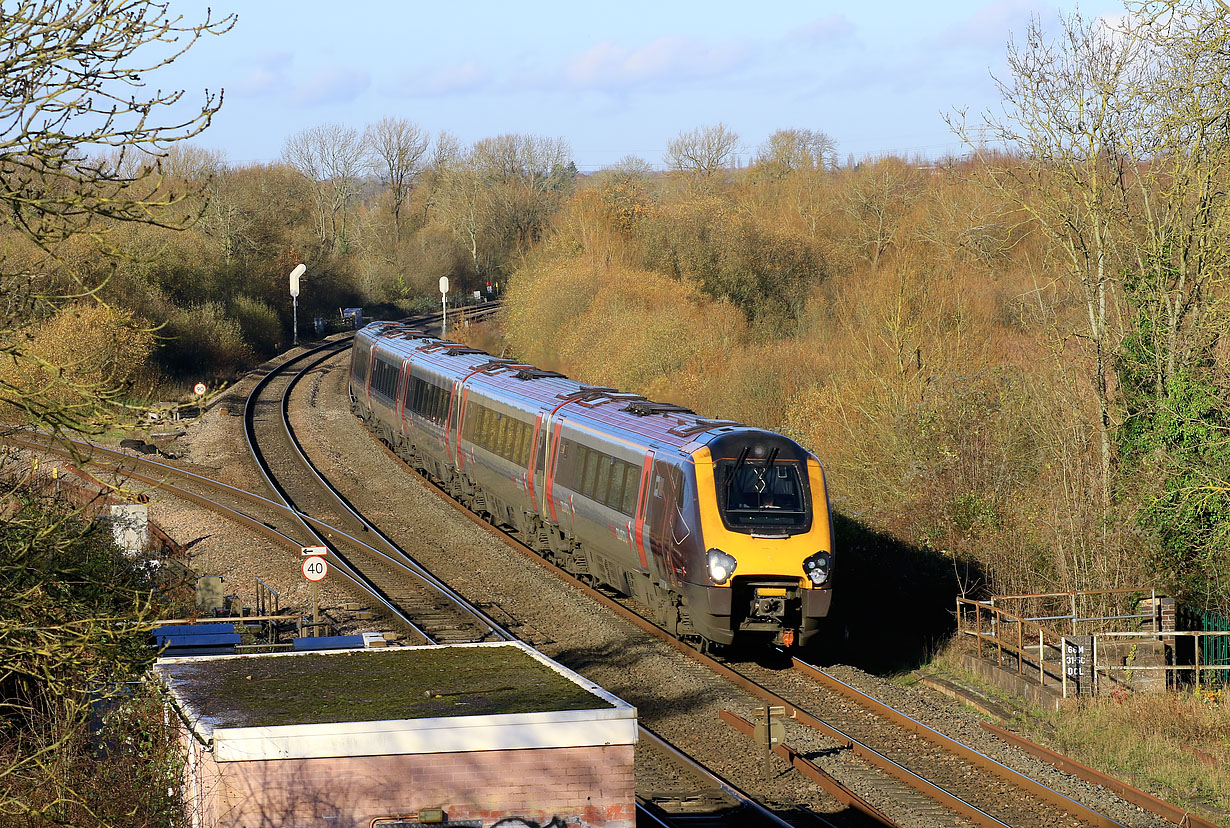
[1036,690,1230,818]
[931,638,1230,823]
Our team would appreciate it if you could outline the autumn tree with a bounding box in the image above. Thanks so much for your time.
[0,0,231,437]
[953,10,1148,504]
[960,1,1230,605]
[0,3,231,823]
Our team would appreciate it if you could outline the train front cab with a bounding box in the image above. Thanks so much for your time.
[683,431,834,649]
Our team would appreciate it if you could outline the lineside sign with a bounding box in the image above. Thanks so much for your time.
[302,556,327,582]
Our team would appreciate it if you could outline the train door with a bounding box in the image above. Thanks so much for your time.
[528,413,544,512]
[539,416,572,534]
[443,380,461,457]
[646,459,687,588]
[396,357,412,439]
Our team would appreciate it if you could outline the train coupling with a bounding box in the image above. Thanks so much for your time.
[775,628,797,648]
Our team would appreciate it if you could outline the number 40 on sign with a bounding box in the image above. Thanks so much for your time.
[300,546,328,581]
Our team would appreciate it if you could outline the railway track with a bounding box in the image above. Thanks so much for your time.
[2,303,795,828]
[311,345,1192,828]
[243,336,505,644]
[3,301,1210,828]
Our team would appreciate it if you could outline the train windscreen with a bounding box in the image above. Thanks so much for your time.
[714,452,811,534]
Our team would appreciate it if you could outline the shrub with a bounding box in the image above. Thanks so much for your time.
[155,301,253,379]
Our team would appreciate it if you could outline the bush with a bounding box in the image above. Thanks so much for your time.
[155,301,253,380]
[0,303,156,429]
[230,295,282,356]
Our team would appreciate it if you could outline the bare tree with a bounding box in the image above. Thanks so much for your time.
[665,123,739,190]
[755,128,838,178]
[953,9,1151,504]
[841,159,920,271]
[433,149,485,270]
[363,117,429,241]
[282,123,365,252]
[472,134,574,255]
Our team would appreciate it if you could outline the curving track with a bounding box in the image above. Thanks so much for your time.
[3,300,1208,828]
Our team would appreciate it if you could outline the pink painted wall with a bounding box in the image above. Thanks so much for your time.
[188,742,635,828]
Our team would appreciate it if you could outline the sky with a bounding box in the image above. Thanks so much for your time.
[157,0,1124,171]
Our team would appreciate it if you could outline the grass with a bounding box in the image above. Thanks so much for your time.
[159,645,612,729]
[929,638,1230,823]
[1034,690,1229,818]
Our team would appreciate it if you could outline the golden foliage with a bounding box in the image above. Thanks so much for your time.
[0,303,155,427]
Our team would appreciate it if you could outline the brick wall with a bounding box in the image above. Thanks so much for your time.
[198,744,635,828]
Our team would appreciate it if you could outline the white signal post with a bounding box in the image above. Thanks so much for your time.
[301,548,327,637]
[289,263,306,347]
[439,276,449,337]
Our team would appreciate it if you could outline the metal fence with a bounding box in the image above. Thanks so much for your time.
[956,589,1229,697]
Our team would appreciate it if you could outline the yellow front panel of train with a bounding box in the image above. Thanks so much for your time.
[691,446,832,588]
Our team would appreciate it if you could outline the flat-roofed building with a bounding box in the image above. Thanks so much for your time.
[156,641,637,828]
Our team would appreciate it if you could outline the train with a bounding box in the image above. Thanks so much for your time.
[348,321,835,650]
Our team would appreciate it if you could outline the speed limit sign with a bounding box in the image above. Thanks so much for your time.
[302,555,328,582]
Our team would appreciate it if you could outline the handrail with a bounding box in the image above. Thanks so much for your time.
[956,598,1068,691]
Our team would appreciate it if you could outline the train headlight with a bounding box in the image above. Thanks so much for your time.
[707,548,737,586]
[803,551,831,586]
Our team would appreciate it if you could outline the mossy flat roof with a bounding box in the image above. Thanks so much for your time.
[157,644,613,729]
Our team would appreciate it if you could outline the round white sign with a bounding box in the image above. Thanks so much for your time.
[193,382,207,397]
[439,276,449,295]
[302,555,328,582]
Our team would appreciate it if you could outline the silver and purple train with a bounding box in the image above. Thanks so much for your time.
[349,321,836,649]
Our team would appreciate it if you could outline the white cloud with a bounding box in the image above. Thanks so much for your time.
[564,35,750,90]
[292,66,371,105]
[790,14,856,45]
[940,0,1042,50]
[393,61,489,97]
[235,51,293,95]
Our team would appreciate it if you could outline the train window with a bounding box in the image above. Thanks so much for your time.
[503,418,518,460]
[533,429,546,474]
[621,462,640,516]
[435,386,447,424]
[352,343,371,383]
[582,450,600,500]
[608,462,625,510]
[715,458,810,533]
[517,422,532,466]
[567,445,584,490]
[493,415,508,458]
[595,455,612,505]
[496,416,509,459]
[461,403,473,440]
[408,378,419,413]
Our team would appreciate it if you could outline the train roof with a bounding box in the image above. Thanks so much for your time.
[357,321,772,454]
